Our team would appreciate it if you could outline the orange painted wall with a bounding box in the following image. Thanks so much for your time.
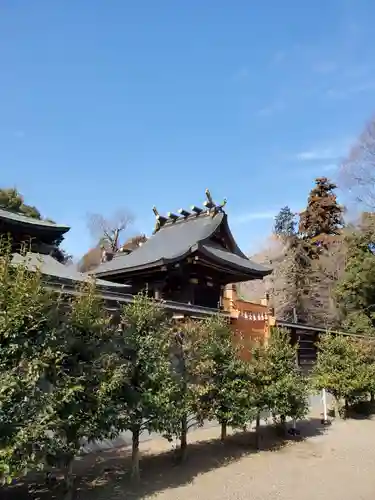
[222,284,272,359]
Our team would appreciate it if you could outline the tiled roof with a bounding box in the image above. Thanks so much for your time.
[11,252,129,290]
[92,210,271,279]
[0,207,70,233]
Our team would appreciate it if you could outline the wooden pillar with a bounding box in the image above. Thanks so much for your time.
[154,282,164,300]
[188,277,198,305]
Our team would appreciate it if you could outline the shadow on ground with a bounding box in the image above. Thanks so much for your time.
[1,418,329,500]
[346,401,375,420]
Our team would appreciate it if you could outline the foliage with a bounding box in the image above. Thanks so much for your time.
[0,188,42,220]
[0,237,124,494]
[251,328,309,425]
[268,178,345,324]
[357,341,375,397]
[114,294,180,479]
[299,177,344,245]
[0,238,59,484]
[44,280,120,491]
[168,319,207,459]
[191,316,255,440]
[0,187,71,264]
[335,216,375,335]
[312,334,373,414]
[274,206,297,239]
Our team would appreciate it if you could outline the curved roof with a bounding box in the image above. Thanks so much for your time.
[93,210,271,279]
[12,252,129,290]
[0,208,70,234]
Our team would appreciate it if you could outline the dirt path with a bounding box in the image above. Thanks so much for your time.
[4,416,375,500]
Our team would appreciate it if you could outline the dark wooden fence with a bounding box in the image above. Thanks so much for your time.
[276,321,373,373]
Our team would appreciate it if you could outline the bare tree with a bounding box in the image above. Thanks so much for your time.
[87,209,134,252]
[306,237,347,327]
[340,116,375,211]
[238,236,284,303]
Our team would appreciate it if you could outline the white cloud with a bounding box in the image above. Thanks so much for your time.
[295,149,335,161]
[326,81,375,99]
[294,137,356,167]
[257,100,285,117]
[231,211,276,225]
[321,163,338,172]
[271,50,286,65]
[232,66,250,82]
[312,61,338,74]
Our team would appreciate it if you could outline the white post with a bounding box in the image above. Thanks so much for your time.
[322,388,330,425]
[322,389,327,420]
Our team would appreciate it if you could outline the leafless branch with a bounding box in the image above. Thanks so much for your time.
[340,116,375,211]
[87,209,135,252]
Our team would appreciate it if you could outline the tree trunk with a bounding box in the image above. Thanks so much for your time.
[220,421,227,441]
[63,459,74,500]
[334,397,342,419]
[131,426,141,481]
[370,393,374,403]
[255,411,261,450]
[280,415,287,436]
[344,399,349,419]
[179,415,188,462]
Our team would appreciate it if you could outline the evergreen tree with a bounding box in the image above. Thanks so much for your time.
[271,237,312,322]
[274,206,297,239]
[299,177,344,245]
[169,319,206,461]
[251,328,309,433]
[335,214,375,335]
[115,294,180,480]
[192,316,255,441]
[271,204,312,322]
[0,239,59,484]
[45,280,120,499]
[312,334,372,417]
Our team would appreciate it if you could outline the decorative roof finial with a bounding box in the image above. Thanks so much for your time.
[205,188,214,205]
[204,188,215,210]
[219,198,227,210]
[152,206,167,233]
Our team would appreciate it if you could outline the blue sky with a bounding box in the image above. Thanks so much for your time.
[1,0,375,258]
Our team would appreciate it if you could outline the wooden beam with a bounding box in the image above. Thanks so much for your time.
[167,212,179,221]
[178,208,191,217]
[191,205,203,214]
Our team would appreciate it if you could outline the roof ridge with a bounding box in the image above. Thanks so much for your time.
[152,189,227,233]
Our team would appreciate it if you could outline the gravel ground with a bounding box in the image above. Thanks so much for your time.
[138,418,375,500]
[81,416,375,500]
[4,413,375,500]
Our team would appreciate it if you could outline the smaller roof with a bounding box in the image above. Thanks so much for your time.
[0,208,70,234]
[12,252,130,290]
[200,243,271,277]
